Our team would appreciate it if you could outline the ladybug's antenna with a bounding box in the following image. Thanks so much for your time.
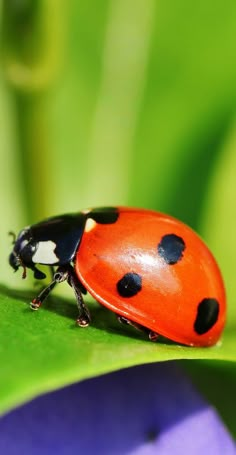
[8,231,16,245]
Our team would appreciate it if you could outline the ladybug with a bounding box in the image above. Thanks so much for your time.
[9,207,226,346]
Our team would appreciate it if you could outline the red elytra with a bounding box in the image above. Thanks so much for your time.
[75,207,226,347]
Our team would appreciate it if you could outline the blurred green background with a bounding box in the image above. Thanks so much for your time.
[1,0,236,437]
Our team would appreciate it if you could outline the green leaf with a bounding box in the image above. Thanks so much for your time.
[0,284,235,416]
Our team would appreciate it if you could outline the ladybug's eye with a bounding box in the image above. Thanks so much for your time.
[9,251,20,272]
[8,251,27,278]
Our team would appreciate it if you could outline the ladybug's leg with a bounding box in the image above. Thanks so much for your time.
[30,266,68,310]
[31,265,90,326]
[66,266,91,327]
[117,316,159,342]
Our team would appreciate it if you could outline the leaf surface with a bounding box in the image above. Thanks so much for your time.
[1,284,235,416]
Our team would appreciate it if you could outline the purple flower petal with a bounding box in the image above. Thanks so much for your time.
[0,362,235,454]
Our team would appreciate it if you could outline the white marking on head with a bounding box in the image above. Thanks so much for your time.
[20,239,30,249]
[32,240,58,264]
[84,218,96,233]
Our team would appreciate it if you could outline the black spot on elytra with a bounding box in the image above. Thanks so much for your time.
[87,207,119,224]
[194,298,219,335]
[117,272,142,298]
[158,234,185,265]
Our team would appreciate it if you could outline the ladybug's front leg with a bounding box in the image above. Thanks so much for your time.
[30,266,69,310]
[31,265,91,327]
[117,316,159,342]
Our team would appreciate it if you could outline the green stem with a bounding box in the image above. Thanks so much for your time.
[14,91,50,221]
[2,0,65,222]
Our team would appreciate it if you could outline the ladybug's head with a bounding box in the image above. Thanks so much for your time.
[9,227,46,280]
[9,213,85,280]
